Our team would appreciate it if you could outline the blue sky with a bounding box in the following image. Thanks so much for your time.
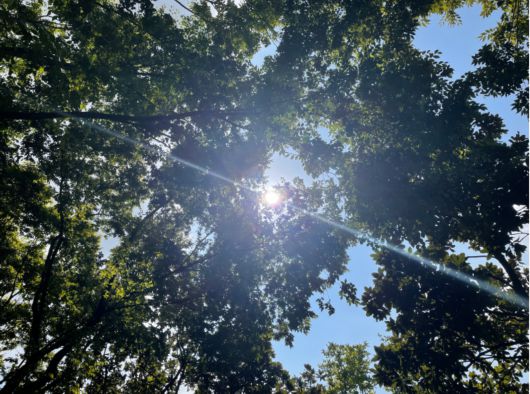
[264,5,528,391]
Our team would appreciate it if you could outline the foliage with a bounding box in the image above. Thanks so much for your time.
[291,364,327,394]
[0,0,528,393]
[318,342,375,394]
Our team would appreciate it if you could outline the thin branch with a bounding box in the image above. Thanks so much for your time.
[182,229,215,265]
[174,0,197,16]
[492,251,528,300]
[2,268,22,304]
[127,205,164,242]
[0,109,255,123]
[513,234,528,242]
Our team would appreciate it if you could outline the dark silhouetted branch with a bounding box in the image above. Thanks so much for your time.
[0,109,254,123]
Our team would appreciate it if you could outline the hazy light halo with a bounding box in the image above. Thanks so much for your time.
[70,115,529,310]
[263,189,282,206]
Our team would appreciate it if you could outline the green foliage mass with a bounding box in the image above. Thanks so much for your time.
[0,0,527,393]
[318,342,375,394]
[288,342,374,394]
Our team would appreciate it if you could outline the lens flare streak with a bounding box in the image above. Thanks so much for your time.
[296,208,528,309]
[70,115,529,309]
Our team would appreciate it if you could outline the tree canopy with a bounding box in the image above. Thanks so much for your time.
[0,0,528,392]
[318,342,375,394]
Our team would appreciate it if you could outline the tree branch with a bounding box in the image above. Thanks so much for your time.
[28,234,64,358]
[174,0,197,16]
[492,251,528,300]
[0,296,107,393]
[0,109,254,124]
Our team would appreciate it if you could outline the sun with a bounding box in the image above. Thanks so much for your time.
[263,189,282,206]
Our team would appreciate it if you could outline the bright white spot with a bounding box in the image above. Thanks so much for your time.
[263,190,282,206]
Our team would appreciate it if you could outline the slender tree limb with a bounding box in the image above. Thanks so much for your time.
[127,205,164,242]
[174,0,197,16]
[174,359,188,393]
[0,296,107,393]
[28,234,63,358]
[0,109,254,123]
[23,343,73,393]
[492,251,528,300]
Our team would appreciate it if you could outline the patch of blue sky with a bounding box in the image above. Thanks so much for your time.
[414,6,528,138]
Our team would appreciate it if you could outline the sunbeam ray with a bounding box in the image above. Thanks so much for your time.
[296,208,529,309]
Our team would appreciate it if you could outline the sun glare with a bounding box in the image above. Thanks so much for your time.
[263,189,282,206]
